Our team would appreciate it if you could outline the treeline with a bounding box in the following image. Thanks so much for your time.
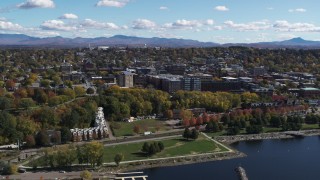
[172,91,243,112]
[0,86,86,110]
[141,141,164,156]
[97,86,171,121]
[182,105,312,135]
[0,98,97,145]
[96,87,256,121]
[31,141,104,168]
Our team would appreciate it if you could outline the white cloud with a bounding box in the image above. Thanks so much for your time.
[267,7,274,10]
[164,19,202,30]
[81,19,120,30]
[289,8,306,13]
[132,19,156,30]
[214,6,229,11]
[213,26,223,30]
[41,20,78,31]
[159,6,168,10]
[96,0,129,8]
[0,19,23,31]
[273,20,320,32]
[0,18,59,37]
[205,19,214,25]
[224,20,271,31]
[162,19,215,31]
[59,13,78,20]
[17,0,55,9]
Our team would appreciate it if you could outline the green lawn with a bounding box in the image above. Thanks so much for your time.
[263,127,282,133]
[110,119,171,137]
[302,123,319,130]
[103,134,228,162]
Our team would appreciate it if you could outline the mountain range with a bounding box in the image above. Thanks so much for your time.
[0,34,320,48]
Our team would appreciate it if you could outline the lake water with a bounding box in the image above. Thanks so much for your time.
[143,136,320,180]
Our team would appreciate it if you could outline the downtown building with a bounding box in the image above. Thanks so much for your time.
[147,74,201,93]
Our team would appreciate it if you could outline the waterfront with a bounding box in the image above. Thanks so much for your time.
[143,136,320,180]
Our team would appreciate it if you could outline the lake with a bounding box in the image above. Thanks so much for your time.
[143,136,320,180]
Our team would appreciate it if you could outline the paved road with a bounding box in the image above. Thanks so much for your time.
[105,120,115,140]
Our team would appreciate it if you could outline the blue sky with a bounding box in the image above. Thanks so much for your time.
[0,0,319,43]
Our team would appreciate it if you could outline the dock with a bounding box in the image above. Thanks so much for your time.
[112,172,148,180]
[114,175,148,180]
[235,166,248,180]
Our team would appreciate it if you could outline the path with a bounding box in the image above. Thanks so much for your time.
[104,135,181,147]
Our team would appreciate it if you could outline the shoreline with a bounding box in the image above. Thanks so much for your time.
[214,129,320,144]
[102,150,246,173]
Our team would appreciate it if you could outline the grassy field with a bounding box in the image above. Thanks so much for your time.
[110,119,172,137]
[302,123,319,130]
[103,134,229,162]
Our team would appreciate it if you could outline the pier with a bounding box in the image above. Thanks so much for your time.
[112,172,148,180]
[235,166,248,180]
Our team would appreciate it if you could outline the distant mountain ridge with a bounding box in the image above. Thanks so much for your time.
[0,34,219,48]
[0,34,320,48]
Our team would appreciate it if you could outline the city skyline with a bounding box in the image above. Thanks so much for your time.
[0,0,319,43]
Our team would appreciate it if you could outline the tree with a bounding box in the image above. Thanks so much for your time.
[79,142,104,167]
[191,129,199,140]
[213,121,221,132]
[246,125,263,134]
[37,107,59,128]
[0,97,12,110]
[228,126,240,135]
[183,128,191,140]
[52,76,62,86]
[141,142,150,153]
[62,88,76,99]
[5,79,15,91]
[80,170,92,180]
[158,141,164,151]
[241,92,259,104]
[60,127,72,143]
[164,110,173,119]
[86,87,95,94]
[25,135,36,148]
[16,117,39,138]
[133,125,141,134]
[19,98,36,109]
[0,111,18,144]
[35,130,50,146]
[40,79,50,88]
[2,164,18,175]
[74,86,86,97]
[114,153,124,166]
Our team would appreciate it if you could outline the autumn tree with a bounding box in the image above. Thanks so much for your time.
[133,125,141,134]
[80,170,92,180]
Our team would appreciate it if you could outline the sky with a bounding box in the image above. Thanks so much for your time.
[0,0,319,43]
